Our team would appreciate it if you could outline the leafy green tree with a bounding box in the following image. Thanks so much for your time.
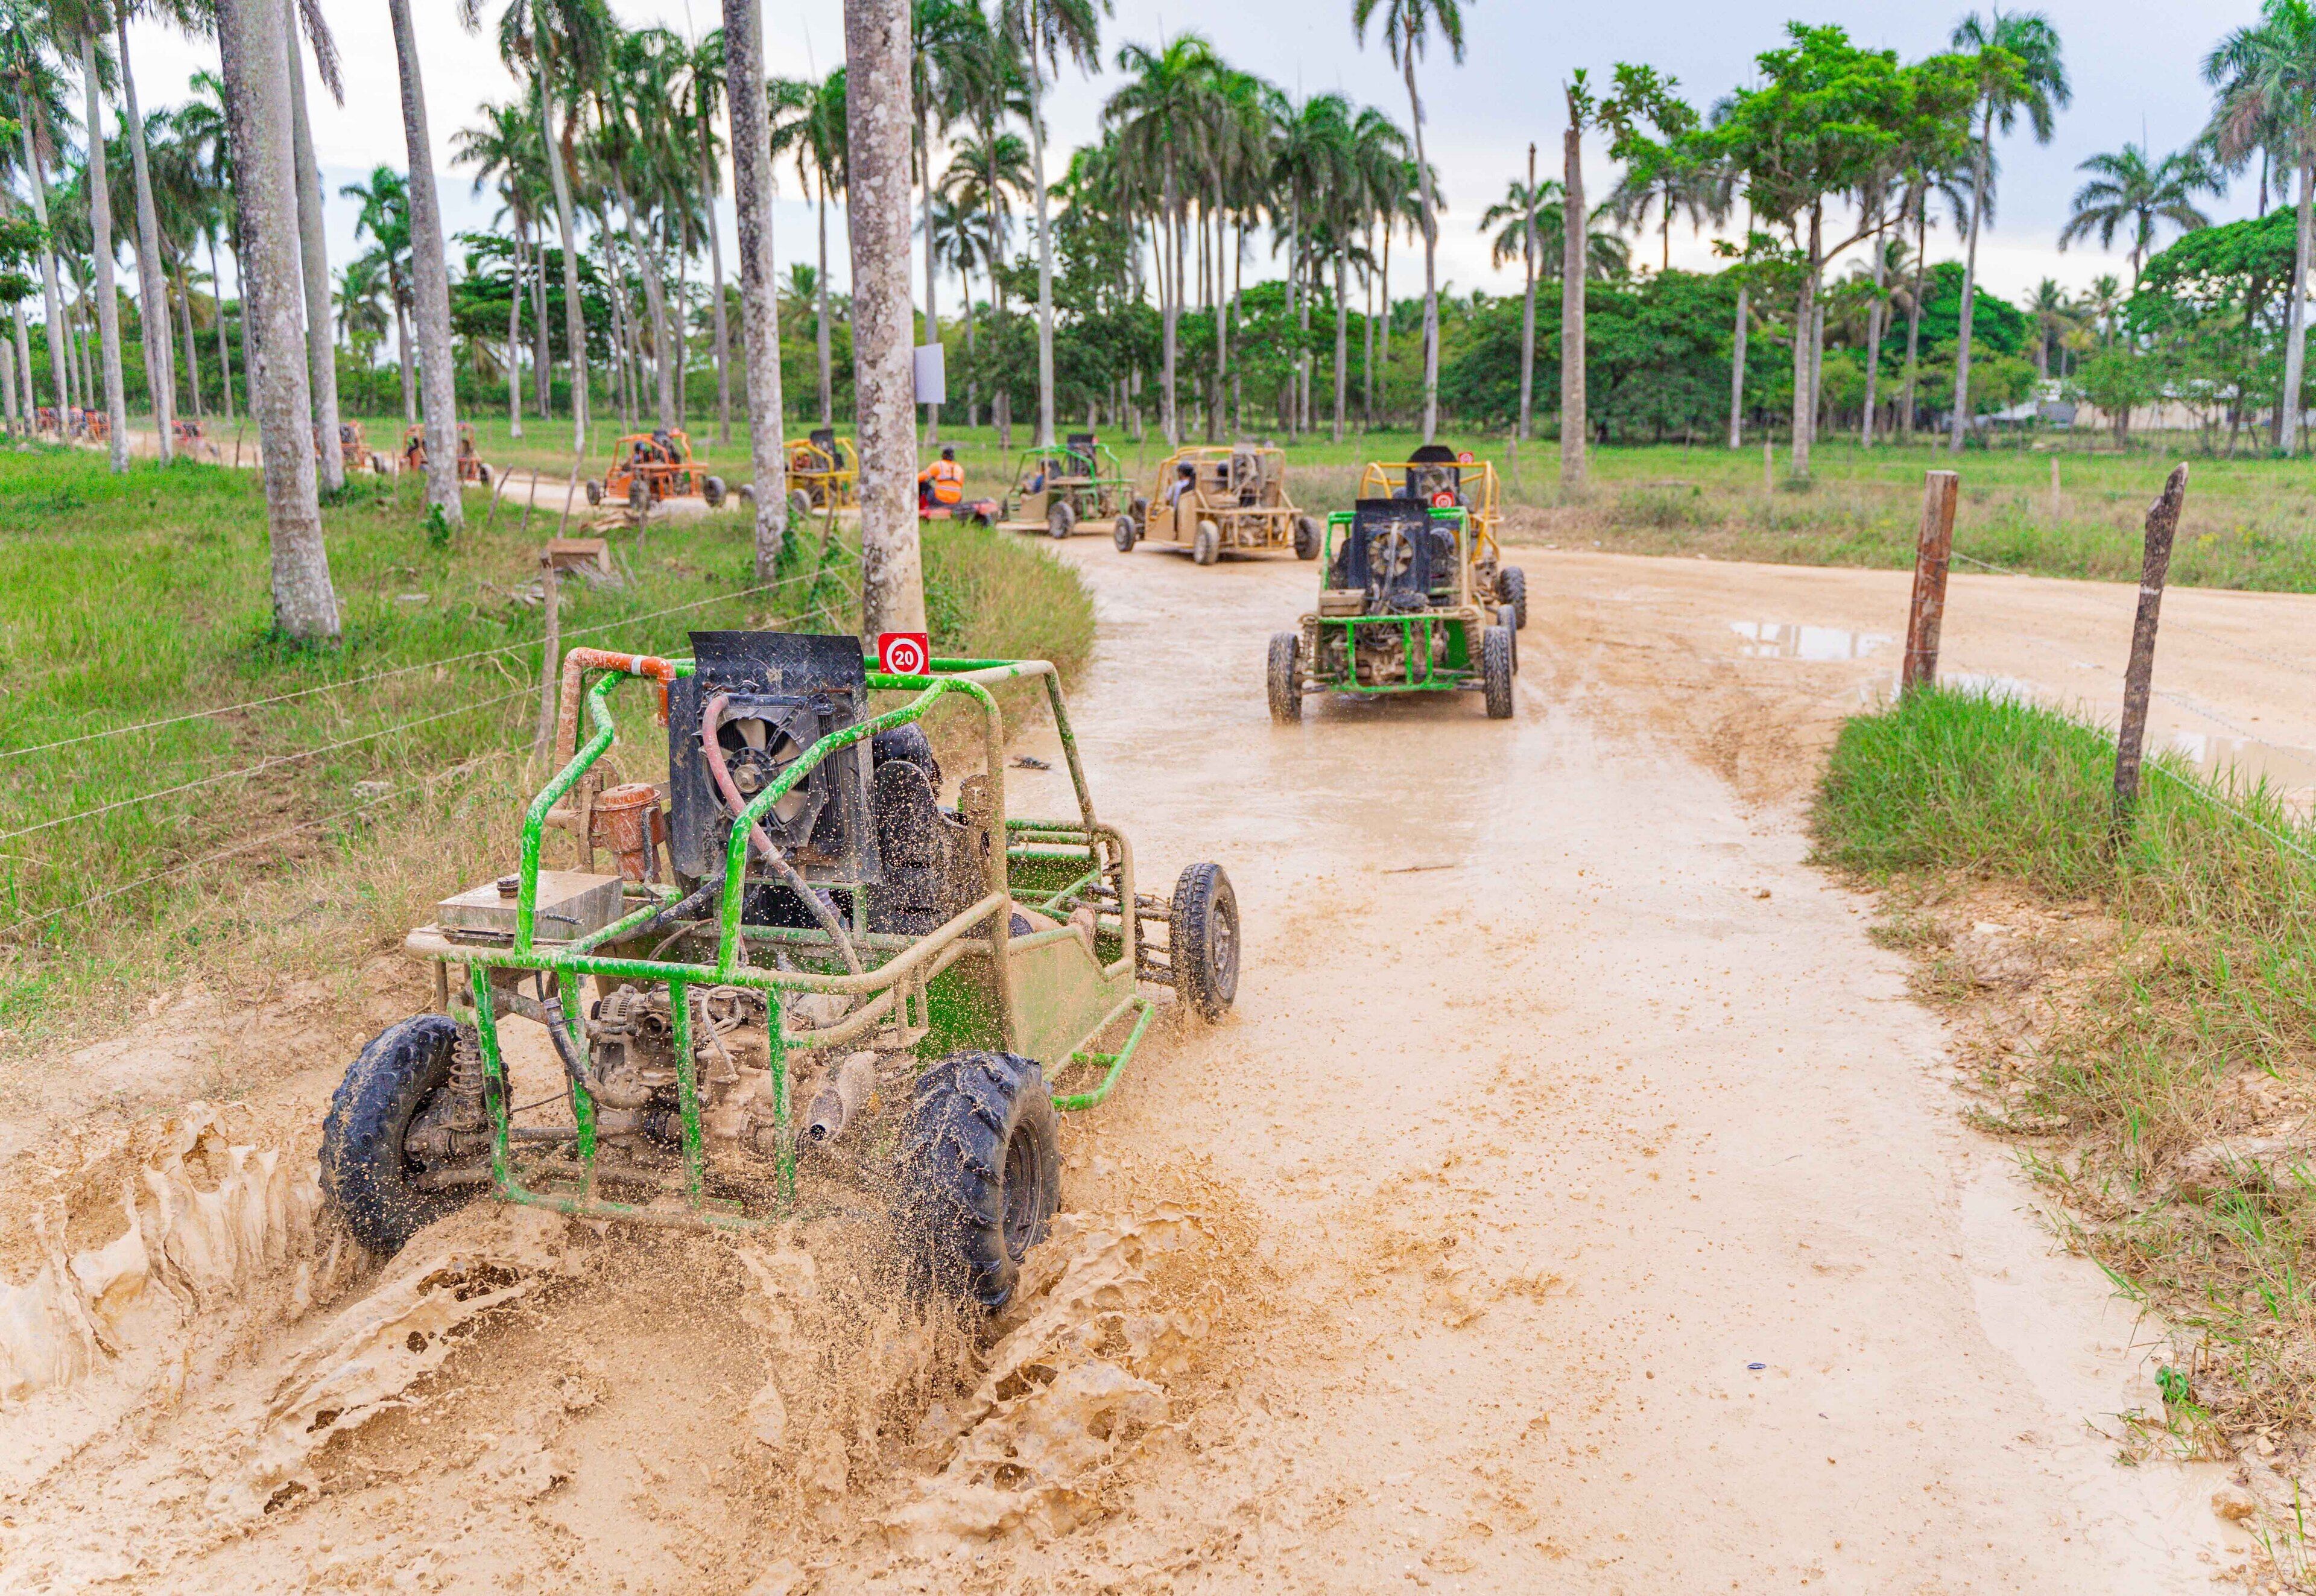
[2058,142,2219,287]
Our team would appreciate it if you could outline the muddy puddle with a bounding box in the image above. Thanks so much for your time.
[1727,619,1893,661]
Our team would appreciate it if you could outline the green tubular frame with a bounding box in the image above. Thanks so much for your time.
[437,651,1151,1232]
[1308,508,1482,695]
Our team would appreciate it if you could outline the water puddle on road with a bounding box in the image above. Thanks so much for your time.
[2165,730,2316,800]
[1729,621,1894,662]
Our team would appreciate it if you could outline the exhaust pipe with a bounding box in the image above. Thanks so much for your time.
[805,1053,879,1145]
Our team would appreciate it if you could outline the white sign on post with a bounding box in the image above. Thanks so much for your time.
[912,344,948,407]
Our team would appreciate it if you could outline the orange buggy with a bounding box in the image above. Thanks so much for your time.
[321,420,387,475]
[584,428,727,511]
[403,421,493,486]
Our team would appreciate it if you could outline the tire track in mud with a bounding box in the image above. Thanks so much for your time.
[0,537,2262,1592]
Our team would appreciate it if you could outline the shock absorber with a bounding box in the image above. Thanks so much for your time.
[447,1022,492,1129]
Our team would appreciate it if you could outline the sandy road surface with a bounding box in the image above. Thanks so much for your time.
[5,539,2294,1592]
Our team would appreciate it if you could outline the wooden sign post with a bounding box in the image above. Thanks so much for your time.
[1902,470,1960,692]
[2112,464,2190,834]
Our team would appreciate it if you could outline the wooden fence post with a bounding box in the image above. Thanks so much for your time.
[2112,464,2191,832]
[533,550,562,764]
[1902,470,1960,692]
[2048,452,2061,522]
[1762,441,1773,498]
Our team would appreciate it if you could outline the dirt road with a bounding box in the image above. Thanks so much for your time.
[2,540,2283,1592]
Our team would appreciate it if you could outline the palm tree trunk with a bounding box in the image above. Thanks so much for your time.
[282,1,344,491]
[623,194,676,430]
[1519,144,1538,442]
[507,230,527,434]
[1160,153,1179,446]
[116,17,176,463]
[815,180,833,424]
[396,299,415,423]
[915,97,939,444]
[10,305,29,427]
[702,136,732,445]
[1332,250,1349,444]
[1902,197,1926,441]
[2284,154,2314,457]
[722,0,791,579]
[1727,283,1747,448]
[1024,60,1057,450]
[1212,203,1226,441]
[214,0,338,641]
[536,41,590,454]
[176,259,204,419]
[1559,104,1586,489]
[1362,244,1375,429]
[1297,224,1313,435]
[1284,192,1299,439]
[1403,38,1438,444]
[845,0,924,636]
[208,230,235,419]
[1949,109,1991,454]
[81,34,130,472]
[18,104,69,414]
[1379,222,1391,416]
[1861,198,1885,447]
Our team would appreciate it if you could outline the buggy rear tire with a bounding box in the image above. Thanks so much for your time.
[703,474,727,508]
[1113,510,1138,553]
[1169,863,1239,1021]
[627,475,649,513]
[1267,632,1302,724]
[1048,499,1077,539]
[896,1051,1060,1312]
[476,463,492,488]
[788,487,814,525]
[320,1015,479,1258]
[1293,515,1321,560]
[1481,625,1516,719]
[1192,522,1219,566]
[1499,606,1520,673]
[585,479,603,506]
[1499,565,1528,630]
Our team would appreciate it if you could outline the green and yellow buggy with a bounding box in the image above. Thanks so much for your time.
[321,636,1239,1311]
[998,432,1137,539]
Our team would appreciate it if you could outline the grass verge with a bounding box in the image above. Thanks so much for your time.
[1815,686,2316,1468]
[0,446,1091,1060]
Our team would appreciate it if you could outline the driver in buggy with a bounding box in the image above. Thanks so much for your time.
[919,445,965,511]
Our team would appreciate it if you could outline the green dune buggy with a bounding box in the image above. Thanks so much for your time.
[321,635,1240,1309]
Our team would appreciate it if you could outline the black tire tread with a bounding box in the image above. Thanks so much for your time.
[320,1015,477,1258]
[1267,632,1302,724]
[1481,625,1516,719]
[1169,863,1239,1021]
[896,1051,1060,1312]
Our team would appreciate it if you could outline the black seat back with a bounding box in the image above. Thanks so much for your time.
[809,426,837,458]
[1065,432,1096,475]
[1402,442,1462,505]
[1338,499,1455,613]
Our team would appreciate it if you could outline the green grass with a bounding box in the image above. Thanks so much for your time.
[1815,687,2316,1438]
[0,445,1090,1053]
[411,408,2316,592]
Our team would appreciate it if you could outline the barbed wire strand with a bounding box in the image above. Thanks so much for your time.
[1,567,821,763]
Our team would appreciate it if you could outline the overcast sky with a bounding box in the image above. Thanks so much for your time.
[115,0,2268,313]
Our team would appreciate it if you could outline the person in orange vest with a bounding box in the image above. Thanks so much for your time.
[918,446,964,511]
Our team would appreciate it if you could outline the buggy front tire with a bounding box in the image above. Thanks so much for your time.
[584,479,603,506]
[1499,606,1520,673]
[1294,515,1321,560]
[476,463,492,488]
[1267,632,1302,724]
[1169,863,1239,1021]
[1113,510,1137,553]
[896,1051,1060,1312]
[788,487,814,525]
[627,475,650,513]
[703,474,727,508]
[1499,565,1528,630]
[1192,522,1219,566]
[1481,625,1516,719]
[320,1015,480,1258]
[1048,499,1077,539]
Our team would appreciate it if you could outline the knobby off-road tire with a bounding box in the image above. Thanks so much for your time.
[1293,515,1321,561]
[1113,510,1138,553]
[1499,606,1520,673]
[1169,863,1240,1021]
[788,487,814,526]
[1048,500,1077,540]
[584,479,603,507]
[1267,632,1303,724]
[1481,624,1516,720]
[896,1051,1061,1312]
[1192,523,1220,566]
[704,475,727,508]
[476,463,492,489]
[628,475,650,514]
[321,1015,481,1258]
[1499,565,1528,631]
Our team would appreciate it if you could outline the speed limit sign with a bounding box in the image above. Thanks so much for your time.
[877,632,930,674]
[1456,450,1473,464]
[1430,490,1455,508]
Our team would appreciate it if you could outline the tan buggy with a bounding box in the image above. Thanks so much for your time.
[1356,444,1527,629]
[1119,444,1323,565]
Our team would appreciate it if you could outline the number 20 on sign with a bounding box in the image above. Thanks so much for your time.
[878,632,931,675]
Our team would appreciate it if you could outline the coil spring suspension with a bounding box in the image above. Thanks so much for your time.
[448,1022,491,1129]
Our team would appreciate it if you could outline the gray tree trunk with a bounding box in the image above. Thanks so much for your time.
[1949,112,1990,454]
[815,183,834,423]
[2285,156,2313,455]
[81,34,130,472]
[389,0,462,527]
[506,228,526,434]
[621,189,676,429]
[0,308,14,429]
[530,215,551,419]
[1861,194,1885,447]
[703,139,732,444]
[1518,144,1537,441]
[1789,205,1820,477]
[116,18,176,462]
[17,109,68,413]
[537,54,590,453]
[215,0,339,641]
[1405,44,1438,443]
[723,0,791,580]
[1332,250,1348,443]
[209,230,236,419]
[1559,114,1586,488]
[1726,283,1747,448]
[1025,62,1056,448]
[1159,158,1177,445]
[11,304,33,428]
[396,300,414,422]
[283,0,343,491]
[176,262,203,418]
[918,97,939,443]
[845,0,925,637]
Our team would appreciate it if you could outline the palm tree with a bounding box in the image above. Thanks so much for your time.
[282,0,345,490]
[1353,0,1464,443]
[1606,155,1727,272]
[1483,159,1545,440]
[389,0,461,528]
[51,0,127,468]
[2206,0,2316,454]
[335,255,391,365]
[995,0,1106,451]
[770,68,847,425]
[1271,90,1355,438]
[1947,8,2070,453]
[912,1,977,443]
[721,0,791,580]
[2058,142,2218,287]
[455,98,547,434]
[2,7,78,413]
[849,0,926,639]
[212,0,337,641]
[2023,277,2080,378]
[342,168,416,419]
[108,0,181,462]
[1107,34,1218,445]
[679,30,731,443]
[2083,271,2123,346]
